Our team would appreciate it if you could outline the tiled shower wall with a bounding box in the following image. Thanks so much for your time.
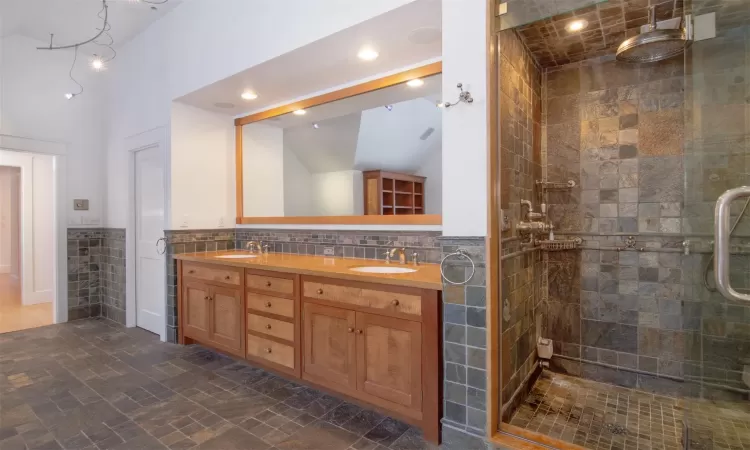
[67,228,126,324]
[539,24,750,398]
[165,229,443,343]
[497,30,546,416]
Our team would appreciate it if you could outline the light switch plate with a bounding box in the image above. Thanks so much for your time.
[73,199,89,211]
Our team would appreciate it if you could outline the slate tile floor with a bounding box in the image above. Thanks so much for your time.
[0,319,445,450]
[509,371,750,450]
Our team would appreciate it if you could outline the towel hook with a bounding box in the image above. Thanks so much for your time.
[443,83,474,108]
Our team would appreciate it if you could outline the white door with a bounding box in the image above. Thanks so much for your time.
[135,146,165,336]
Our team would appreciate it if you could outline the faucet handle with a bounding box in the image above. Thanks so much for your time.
[262,244,270,254]
[412,252,419,266]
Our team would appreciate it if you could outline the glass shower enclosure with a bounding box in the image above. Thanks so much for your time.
[492,0,750,448]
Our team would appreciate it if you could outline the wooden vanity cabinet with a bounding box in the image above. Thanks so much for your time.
[178,261,245,357]
[177,260,441,443]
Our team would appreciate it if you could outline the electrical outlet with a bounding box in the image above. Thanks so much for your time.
[323,247,335,256]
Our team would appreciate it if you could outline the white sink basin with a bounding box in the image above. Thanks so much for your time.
[214,254,259,259]
[350,266,417,274]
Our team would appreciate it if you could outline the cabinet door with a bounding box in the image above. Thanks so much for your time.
[183,281,211,342]
[209,285,243,354]
[356,312,422,411]
[302,302,356,390]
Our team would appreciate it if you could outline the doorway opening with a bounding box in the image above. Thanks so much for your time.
[0,150,56,333]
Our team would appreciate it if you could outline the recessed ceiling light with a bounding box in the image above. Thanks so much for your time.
[241,91,258,100]
[565,19,589,33]
[357,48,379,61]
[406,79,424,88]
[436,102,445,108]
[384,105,393,111]
[293,109,306,116]
[312,123,320,129]
[64,93,74,100]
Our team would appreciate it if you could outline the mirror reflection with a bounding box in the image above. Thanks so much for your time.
[242,74,442,217]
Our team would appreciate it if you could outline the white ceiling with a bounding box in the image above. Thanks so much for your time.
[0,0,182,47]
[176,0,442,115]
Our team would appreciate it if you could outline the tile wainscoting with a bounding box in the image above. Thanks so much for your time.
[67,228,126,324]
[439,236,488,440]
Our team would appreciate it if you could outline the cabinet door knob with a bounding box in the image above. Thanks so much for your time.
[265,348,272,353]
[266,324,272,330]
[266,281,272,287]
[208,297,213,302]
[392,299,400,306]
[347,327,354,333]
[265,302,272,308]
[188,270,195,274]
[317,289,324,295]
[356,329,363,334]
[204,296,209,301]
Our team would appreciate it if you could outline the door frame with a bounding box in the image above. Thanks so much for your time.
[0,134,68,324]
[124,127,170,341]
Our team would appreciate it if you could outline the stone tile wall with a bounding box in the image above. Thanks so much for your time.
[235,229,442,264]
[67,228,126,324]
[537,23,750,399]
[440,237,488,438]
[496,29,547,416]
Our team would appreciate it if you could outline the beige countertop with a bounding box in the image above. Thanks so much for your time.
[174,250,443,290]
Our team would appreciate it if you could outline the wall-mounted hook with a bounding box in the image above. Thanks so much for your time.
[444,83,473,108]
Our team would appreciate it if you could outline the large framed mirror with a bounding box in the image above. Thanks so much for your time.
[235,62,442,225]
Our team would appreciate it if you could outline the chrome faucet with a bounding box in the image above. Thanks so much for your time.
[245,240,262,254]
[387,248,407,264]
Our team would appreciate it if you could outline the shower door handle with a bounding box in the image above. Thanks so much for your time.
[714,186,750,303]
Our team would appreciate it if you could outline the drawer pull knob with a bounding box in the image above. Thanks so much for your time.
[208,297,213,302]
[266,281,272,287]
[204,296,209,301]
[225,275,231,280]
[188,270,195,274]
[265,348,272,353]
[356,329,363,334]
[265,302,272,308]
[347,327,354,333]
[266,324,272,330]
[317,289,324,295]
[392,299,400,306]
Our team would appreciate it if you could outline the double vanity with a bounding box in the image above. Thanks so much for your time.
[173,249,443,442]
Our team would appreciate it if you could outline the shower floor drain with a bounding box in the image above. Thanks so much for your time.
[605,423,627,435]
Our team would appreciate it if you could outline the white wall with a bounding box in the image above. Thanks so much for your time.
[416,143,443,215]
[0,169,13,273]
[283,146,314,216]
[441,0,487,236]
[0,151,54,304]
[312,170,364,216]
[170,102,235,228]
[10,169,20,278]
[106,0,417,229]
[242,123,285,217]
[0,35,105,227]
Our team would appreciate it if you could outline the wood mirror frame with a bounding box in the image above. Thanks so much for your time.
[234,62,443,226]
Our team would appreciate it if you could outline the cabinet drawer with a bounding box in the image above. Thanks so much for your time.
[247,292,295,318]
[183,262,241,285]
[247,335,294,369]
[246,273,294,297]
[247,313,294,342]
[303,281,421,317]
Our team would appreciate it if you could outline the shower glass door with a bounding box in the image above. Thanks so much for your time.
[683,1,750,448]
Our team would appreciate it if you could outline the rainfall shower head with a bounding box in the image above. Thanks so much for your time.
[616,7,691,63]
